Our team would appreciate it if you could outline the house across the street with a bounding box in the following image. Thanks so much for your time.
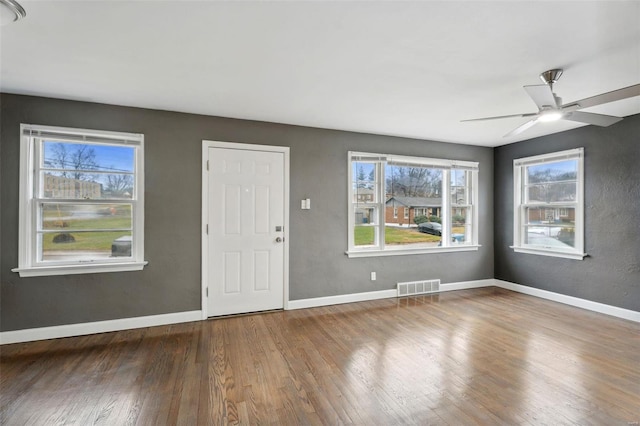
[385,196,442,225]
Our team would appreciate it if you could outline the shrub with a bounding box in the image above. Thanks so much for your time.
[53,233,75,243]
[428,215,441,224]
[452,214,465,224]
[413,215,429,225]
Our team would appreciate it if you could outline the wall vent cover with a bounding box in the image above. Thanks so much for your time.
[397,279,441,297]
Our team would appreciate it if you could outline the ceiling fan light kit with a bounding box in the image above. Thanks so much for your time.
[462,68,640,138]
[538,110,563,122]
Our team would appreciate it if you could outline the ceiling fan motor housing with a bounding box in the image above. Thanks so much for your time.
[540,69,563,86]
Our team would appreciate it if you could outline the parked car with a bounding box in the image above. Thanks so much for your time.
[418,222,442,236]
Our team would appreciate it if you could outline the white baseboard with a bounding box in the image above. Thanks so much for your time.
[494,279,640,323]
[287,289,398,310]
[5,279,636,345]
[286,279,640,323]
[286,279,494,310]
[0,310,202,345]
[440,279,494,292]
[3,279,493,344]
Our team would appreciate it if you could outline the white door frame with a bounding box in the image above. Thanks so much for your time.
[201,140,290,319]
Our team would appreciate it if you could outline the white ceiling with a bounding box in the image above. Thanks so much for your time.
[1,1,639,147]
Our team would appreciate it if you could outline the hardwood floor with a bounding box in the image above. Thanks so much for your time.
[2,287,639,425]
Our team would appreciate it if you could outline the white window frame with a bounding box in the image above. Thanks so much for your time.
[12,124,147,277]
[512,147,586,260]
[347,151,480,257]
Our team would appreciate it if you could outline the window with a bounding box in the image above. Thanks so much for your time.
[13,124,146,277]
[512,148,585,260]
[348,151,479,257]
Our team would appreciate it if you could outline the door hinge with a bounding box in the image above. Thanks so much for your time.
[206,287,208,297]
[206,160,209,171]
[206,224,209,234]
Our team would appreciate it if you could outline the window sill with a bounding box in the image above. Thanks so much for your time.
[12,261,148,277]
[346,245,480,258]
[511,246,587,260]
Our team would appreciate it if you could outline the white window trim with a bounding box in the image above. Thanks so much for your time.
[511,147,586,260]
[346,245,481,258]
[12,124,147,277]
[347,151,480,258]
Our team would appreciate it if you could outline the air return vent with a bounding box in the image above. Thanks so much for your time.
[397,279,441,297]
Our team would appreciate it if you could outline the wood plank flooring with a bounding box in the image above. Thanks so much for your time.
[2,287,639,425]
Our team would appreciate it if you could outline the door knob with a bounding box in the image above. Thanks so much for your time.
[275,237,283,243]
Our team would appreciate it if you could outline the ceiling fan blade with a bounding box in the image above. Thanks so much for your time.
[560,103,581,113]
[461,112,538,122]
[503,118,538,138]
[524,84,558,109]
[563,111,623,127]
[563,84,640,109]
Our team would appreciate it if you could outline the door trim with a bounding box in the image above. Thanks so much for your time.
[201,141,290,319]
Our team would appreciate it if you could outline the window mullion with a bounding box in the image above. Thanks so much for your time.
[31,198,40,265]
[31,141,43,265]
[347,155,355,250]
[378,161,385,250]
[441,169,451,247]
[513,166,522,247]
[469,170,478,245]
[575,150,585,252]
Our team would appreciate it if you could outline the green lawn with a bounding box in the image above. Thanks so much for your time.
[355,225,467,246]
[43,216,131,230]
[354,226,440,246]
[43,231,130,252]
[43,212,131,252]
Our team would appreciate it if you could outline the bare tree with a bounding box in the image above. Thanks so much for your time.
[387,166,441,197]
[106,174,133,196]
[528,168,577,202]
[49,143,98,180]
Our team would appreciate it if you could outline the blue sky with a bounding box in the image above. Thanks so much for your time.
[43,141,134,173]
[528,160,576,176]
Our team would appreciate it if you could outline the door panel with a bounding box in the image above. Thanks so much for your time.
[208,147,285,316]
[224,184,241,235]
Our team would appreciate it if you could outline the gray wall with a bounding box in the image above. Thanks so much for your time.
[1,94,494,332]
[494,114,640,311]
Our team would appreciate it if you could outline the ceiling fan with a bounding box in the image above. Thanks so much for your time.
[462,69,640,137]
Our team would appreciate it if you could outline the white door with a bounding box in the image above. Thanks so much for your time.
[206,146,286,316]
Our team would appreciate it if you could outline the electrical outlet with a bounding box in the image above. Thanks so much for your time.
[371,272,376,281]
